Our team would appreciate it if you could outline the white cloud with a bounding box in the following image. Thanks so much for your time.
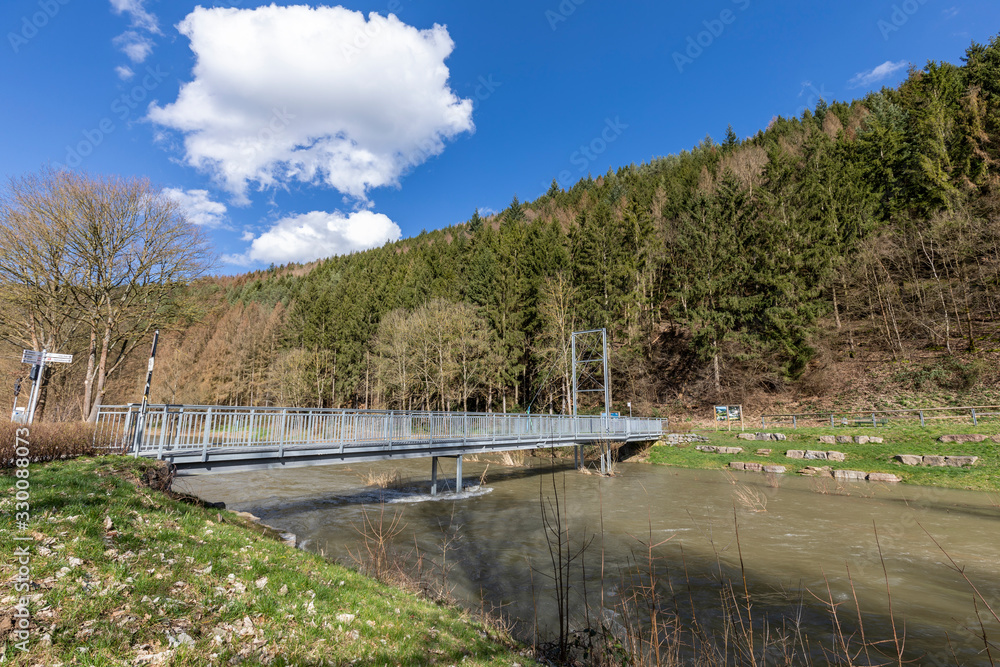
[149,5,474,204]
[162,188,228,228]
[110,1,159,71]
[113,30,154,63]
[226,210,402,266]
[848,60,908,89]
[115,65,135,80]
[109,0,160,33]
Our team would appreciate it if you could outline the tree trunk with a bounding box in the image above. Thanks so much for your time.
[86,326,113,422]
[712,346,721,398]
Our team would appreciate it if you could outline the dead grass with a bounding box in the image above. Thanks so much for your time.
[0,422,115,467]
[733,483,768,512]
[359,468,407,489]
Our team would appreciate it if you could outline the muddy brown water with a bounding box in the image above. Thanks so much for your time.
[176,458,1000,665]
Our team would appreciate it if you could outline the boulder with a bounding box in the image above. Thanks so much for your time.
[833,470,867,481]
[818,435,836,445]
[763,465,786,474]
[804,450,829,460]
[922,455,947,467]
[826,451,847,462]
[894,454,923,466]
[992,435,1000,443]
[755,448,772,456]
[736,433,756,441]
[867,472,901,483]
[938,434,988,443]
[785,450,805,459]
[836,435,851,444]
[943,456,979,468]
[698,445,744,454]
[853,435,869,444]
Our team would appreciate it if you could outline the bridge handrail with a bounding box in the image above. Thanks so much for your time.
[93,404,668,459]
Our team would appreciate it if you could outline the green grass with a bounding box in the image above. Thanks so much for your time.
[0,457,536,666]
[649,422,1000,492]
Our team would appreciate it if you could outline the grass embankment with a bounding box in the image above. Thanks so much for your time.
[649,422,1000,492]
[0,456,534,666]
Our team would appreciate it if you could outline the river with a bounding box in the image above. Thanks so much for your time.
[175,456,1000,665]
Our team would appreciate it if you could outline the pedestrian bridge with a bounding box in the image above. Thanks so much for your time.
[95,405,667,488]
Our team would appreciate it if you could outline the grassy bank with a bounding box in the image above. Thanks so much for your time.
[649,422,1000,492]
[0,456,534,666]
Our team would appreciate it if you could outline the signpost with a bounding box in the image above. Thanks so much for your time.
[714,404,744,431]
[131,330,159,455]
[19,349,73,424]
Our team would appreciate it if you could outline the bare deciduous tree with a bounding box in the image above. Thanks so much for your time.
[0,169,214,421]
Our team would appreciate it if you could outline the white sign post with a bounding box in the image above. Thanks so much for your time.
[21,349,73,424]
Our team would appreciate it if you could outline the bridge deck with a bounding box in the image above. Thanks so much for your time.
[95,405,666,475]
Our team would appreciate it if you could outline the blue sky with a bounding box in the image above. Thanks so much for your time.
[2,0,998,272]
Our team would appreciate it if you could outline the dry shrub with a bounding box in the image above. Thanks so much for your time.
[734,483,768,512]
[361,468,407,489]
[0,421,119,467]
[498,450,527,467]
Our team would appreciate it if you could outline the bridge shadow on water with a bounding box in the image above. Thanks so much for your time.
[228,457,583,515]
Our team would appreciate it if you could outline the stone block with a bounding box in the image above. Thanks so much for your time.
[755,448,772,456]
[869,437,884,444]
[826,451,847,462]
[763,465,786,474]
[836,435,851,444]
[742,462,763,472]
[833,469,867,481]
[818,435,836,445]
[736,433,755,441]
[992,435,1000,443]
[867,472,901,483]
[804,450,828,460]
[729,461,746,470]
[853,435,869,444]
[922,455,947,467]
[718,447,743,455]
[894,455,923,466]
[798,466,832,476]
[696,445,717,453]
[943,456,979,467]
[785,450,805,459]
[939,434,987,443]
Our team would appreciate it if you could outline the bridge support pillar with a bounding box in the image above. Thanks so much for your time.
[431,457,438,496]
[456,455,462,493]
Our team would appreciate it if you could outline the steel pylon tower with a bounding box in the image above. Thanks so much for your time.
[571,328,611,418]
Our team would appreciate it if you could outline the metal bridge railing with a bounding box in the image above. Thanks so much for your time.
[94,404,668,460]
